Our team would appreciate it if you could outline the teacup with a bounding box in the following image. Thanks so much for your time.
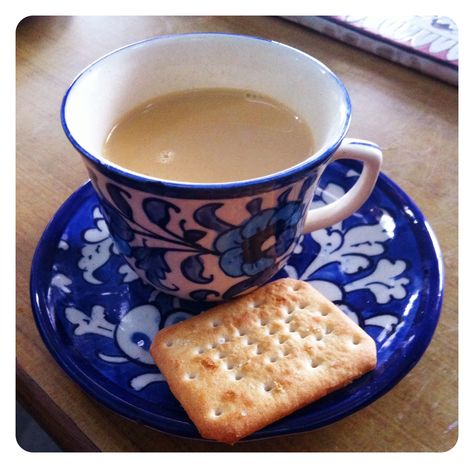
[61,33,382,301]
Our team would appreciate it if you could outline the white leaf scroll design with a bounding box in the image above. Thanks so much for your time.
[65,305,115,338]
[285,177,409,341]
[78,208,117,284]
[64,303,165,390]
[344,258,410,304]
[78,207,138,285]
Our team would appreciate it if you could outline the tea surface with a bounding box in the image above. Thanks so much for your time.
[102,88,315,183]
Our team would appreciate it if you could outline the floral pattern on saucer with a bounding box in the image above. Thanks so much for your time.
[31,161,443,440]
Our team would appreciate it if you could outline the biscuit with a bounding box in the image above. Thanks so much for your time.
[150,278,377,444]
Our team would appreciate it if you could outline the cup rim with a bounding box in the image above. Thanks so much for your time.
[61,32,352,190]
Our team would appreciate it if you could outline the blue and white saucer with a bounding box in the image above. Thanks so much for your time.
[30,161,444,441]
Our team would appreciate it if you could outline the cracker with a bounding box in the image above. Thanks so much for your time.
[150,278,377,444]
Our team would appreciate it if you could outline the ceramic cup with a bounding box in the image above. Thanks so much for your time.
[61,33,382,301]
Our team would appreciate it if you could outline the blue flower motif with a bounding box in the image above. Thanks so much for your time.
[96,179,309,296]
[214,200,304,278]
[130,245,177,292]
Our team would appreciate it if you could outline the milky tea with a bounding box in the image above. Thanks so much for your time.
[102,88,315,183]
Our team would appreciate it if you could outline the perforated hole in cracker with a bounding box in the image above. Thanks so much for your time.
[263,381,275,392]
[310,357,321,369]
[320,305,330,316]
[278,334,288,344]
[299,300,311,309]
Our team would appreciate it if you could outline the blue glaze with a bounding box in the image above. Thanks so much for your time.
[30,161,443,441]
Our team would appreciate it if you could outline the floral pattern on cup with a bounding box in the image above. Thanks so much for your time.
[89,169,318,300]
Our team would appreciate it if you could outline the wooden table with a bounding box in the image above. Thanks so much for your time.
[16,16,458,452]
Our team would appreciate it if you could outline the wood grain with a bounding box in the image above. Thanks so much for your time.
[16,16,458,452]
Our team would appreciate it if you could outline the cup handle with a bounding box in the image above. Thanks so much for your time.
[303,138,383,234]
